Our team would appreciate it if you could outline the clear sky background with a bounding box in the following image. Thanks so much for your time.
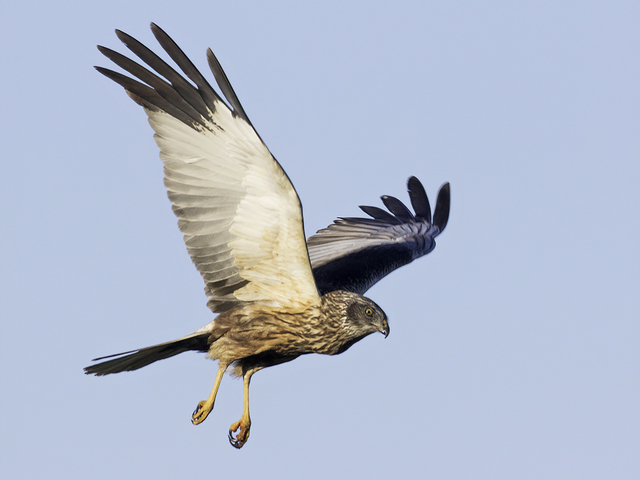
[1,1,638,479]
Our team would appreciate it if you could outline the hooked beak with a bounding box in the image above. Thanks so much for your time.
[378,318,390,338]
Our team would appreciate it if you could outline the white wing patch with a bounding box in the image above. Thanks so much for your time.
[146,99,320,313]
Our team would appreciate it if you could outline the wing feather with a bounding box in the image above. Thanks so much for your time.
[381,195,414,222]
[308,177,450,295]
[99,24,319,313]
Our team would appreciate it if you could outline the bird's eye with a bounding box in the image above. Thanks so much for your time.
[365,307,374,317]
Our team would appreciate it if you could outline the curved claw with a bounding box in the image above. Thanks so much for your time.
[191,400,212,425]
[191,366,227,426]
[228,418,251,449]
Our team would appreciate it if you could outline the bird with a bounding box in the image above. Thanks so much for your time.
[84,23,450,449]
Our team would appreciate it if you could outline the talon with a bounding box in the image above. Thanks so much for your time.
[191,400,211,425]
[228,419,251,449]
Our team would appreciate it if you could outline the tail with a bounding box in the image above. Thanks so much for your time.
[84,332,209,376]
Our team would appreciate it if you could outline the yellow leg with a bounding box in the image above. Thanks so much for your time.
[228,368,258,448]
[192,363,227,425]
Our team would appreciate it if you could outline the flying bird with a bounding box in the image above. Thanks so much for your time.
[85,23,450,449]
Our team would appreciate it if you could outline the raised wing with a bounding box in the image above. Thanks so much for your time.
[308,177,450,295]
[98,23,320,313]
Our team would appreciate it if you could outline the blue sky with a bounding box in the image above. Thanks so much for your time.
[1,1,639,479]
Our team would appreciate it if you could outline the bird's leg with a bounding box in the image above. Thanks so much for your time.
[192,363,227,425]
[228,367,259,449]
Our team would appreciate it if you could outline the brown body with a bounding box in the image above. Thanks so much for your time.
[209,290,388,377]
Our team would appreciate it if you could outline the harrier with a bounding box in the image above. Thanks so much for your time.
[85,24,450,449]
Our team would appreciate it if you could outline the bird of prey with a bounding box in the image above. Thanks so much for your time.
[84,23,450,449]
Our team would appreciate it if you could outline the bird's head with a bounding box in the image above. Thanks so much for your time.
[345,296,389,338]
[322,291,389,344]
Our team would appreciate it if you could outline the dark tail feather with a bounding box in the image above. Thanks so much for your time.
[84,333,209,376]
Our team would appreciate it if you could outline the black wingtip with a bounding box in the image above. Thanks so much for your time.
[433,182,450,233]
[359,205,403,224]
[407,176,431,223]
[149,23,172,48]
[380,195,414,222]
[149,23,166,41]
[206,48,252,124]
[114,28,127,42]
